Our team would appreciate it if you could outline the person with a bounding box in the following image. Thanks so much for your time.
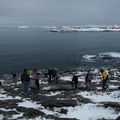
[48,69,52,83]
[71,75,78,89]
[30,74,37,100]
[100,69,109,91]
[85,70,93,89]
[21,69,30,95]
[28,69,33,78]
[0,81,2,86]
[33,69,40,90]
[51,69,58,83]
[12,72,17,86]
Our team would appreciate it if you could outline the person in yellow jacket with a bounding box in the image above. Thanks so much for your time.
[100,69,109,90]
[28,69,33,78]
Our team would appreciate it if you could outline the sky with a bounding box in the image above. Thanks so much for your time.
[0,0,120,26]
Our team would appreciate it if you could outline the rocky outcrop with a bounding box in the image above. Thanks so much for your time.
[16,106,46,118]
[0,99,22,109]
[41,99,77,108]
[103,102,120,109]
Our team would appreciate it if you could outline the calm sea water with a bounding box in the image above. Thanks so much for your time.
[0,27,120,74]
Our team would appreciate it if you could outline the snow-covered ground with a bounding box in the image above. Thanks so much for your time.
[60,103,119,120]
[78,91,120,103]
[0,69,120,120]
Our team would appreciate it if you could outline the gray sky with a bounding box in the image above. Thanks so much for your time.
[0,0,120,26]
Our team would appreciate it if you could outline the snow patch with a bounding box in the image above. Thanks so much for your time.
[60,103,119,120]
[78,91,120,103]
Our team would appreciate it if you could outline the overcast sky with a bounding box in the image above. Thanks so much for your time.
[0,0,120,26]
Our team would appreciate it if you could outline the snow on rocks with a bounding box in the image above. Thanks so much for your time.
[0,68,120,120]
[60,103,119,120]
[78,91,120,103]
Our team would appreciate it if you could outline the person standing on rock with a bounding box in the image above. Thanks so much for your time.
[21,69,30,95]
[71,75,78,89]
[33,69,40,91]
[85,70,93,89]
[100,69,109,91]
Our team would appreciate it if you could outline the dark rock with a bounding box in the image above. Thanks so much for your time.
[59,108,68,114]
[45,115,78,120]
[116,116,120,120]
[0,99,22,109]
[0,110,18,115]
[118,87,120,90]
[103,102,120,109]
[17,107,45,118]
[76,96,93,104]
[41,99,77,108]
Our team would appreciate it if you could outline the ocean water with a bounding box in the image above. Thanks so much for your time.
[0,26,120,74]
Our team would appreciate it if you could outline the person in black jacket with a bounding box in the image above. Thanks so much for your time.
[71,75,78,89]
[21,69,30,95]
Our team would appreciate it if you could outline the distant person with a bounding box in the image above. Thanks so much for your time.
[71,75,78,89]
[0,81,2,86]
[51,69,58,83]
[100,69,109,90]
[33,69,40,90]
[21,69,30,95]
[85,70,93,89]
[30,74,37,100]
[12,72,17,86]
[48,69,52,83]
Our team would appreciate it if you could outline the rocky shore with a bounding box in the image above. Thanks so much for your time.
[0,68,120,120]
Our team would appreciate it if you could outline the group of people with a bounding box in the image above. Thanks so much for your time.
[11,68,111,97]
[21,68,40,97]
[71,69,109,91]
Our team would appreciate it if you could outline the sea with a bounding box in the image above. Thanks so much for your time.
[0,25,120,74]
